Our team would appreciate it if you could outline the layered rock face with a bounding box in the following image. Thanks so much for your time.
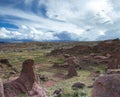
[67,64,78,77]
[91,74,120,97]
[92,48,120,97]
[64,55,78,77]
[0,78,4,97]
[107,48,120,69]
[3,59,46,97]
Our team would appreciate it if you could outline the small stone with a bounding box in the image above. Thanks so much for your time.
[72,82,85,90]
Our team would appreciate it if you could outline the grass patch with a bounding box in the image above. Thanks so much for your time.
[54,58,64,64]
[47,70,93,97]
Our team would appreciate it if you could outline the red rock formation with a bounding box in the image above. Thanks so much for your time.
[91,74,120,97]
[28,82,46,97]
[4,59,46,97]
[0,64,3,68]
[107,48,120,69]
[67,64,77,77]
[63,55,78,77]
[19,59,35,91]
[0,78,4,97]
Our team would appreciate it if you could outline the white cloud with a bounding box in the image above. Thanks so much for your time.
[0,27,22,39]
[0,0,120,41]
[0,26,59,41]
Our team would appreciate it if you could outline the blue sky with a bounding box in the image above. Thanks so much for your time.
[0,0,120,42]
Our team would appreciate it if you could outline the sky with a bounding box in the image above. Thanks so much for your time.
[0,0,120,42]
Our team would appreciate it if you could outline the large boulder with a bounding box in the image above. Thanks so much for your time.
[0,64,3,68]
[91,74,120,97]
[67,64,78,77]
[4,59,46,97]
[66,56,78,77]
[107,48,120,69]
[0,78,4,97]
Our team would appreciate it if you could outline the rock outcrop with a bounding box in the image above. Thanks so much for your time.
[67,64,78,77]
[3,59,46,97]
[107,48,120,69]
[0,78,4,97]
[64,55,78,77]
[49,39,120,57]
[91,74,120,97]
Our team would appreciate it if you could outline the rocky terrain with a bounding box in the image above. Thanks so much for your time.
[0,39,120,97]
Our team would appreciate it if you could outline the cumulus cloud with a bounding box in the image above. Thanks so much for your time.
[0,26,59,41]
[0,0,120,41]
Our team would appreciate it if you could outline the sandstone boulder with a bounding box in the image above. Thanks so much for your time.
[0,78,4,97]
[92,74,120,97]
[72,82,85,90]
[107,48,120,69]
[67,64,77,77]
[4,59,46,97]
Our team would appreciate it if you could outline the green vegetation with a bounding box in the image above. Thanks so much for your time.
[0,42,106,97]
[54,58,65,64]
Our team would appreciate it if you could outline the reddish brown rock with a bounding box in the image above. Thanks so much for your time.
[107,48,120,69]
[72,82,85,90]
[0,64,3,68]
[19,59,35,90]
[63,55,78,77]
[4,59,46,97]
[64,55,77,65]
[67,64,77,77]
[53,54,79,69]
[0,78,4,97]
[28,82,46,97]
[91,74,120,97]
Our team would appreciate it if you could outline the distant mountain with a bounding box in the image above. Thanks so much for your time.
[0,41,6,43]
[0,39,79,43]
[0,39,34,43]
[0,38,119,43]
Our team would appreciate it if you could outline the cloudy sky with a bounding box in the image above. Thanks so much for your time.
[0,0,120,42]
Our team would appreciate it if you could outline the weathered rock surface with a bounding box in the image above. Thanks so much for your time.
[91,74,120,97]
[53,54,80,69]
[3,59,46,97]
[49,39,120,57]
[0,64,3,68]
[28,82,46,97]
[106,69,120,74]
[65,55,78,77]
[72,82,85,90]
[0,78,4,97]
[67,64,78,77]
[107,48,120,69]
